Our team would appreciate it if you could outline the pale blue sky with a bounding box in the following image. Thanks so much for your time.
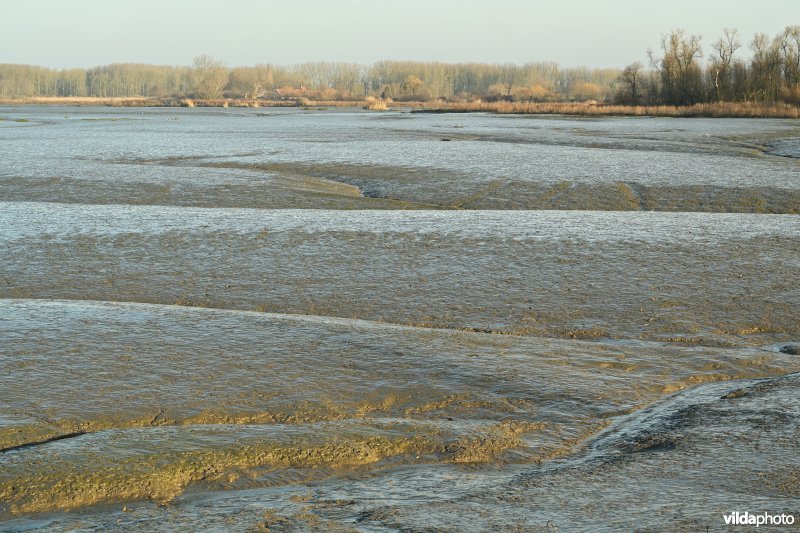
[1,0,796,68]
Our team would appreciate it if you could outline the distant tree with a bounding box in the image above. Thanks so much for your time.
[191,55,229,99]
[522,62,560,93]
[750,33,783,101]
[513,84,555,102]
[497,63,519,97]
[228,66,273,99]
[711,28,742,101]
[380,83,396,99]
[649,29,704,105]
[329,63,364,97]
[570,82,602,101]
[778,25,800,87]
[401,75,424,96]
[616,62,643,104]
[730,59,750,101]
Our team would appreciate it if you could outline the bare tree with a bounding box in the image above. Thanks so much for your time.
[498,63,519,98]
[778,25,800,87]
[191,55,229,100]
[649,29,704,105]
[229,66,273,100]
[616,61,643,104]
[711,28,742,101]
[750,34,783,101]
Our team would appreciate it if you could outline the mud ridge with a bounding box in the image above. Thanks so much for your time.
[0,432,86,454]
[515,371,797,482]
[0,297,588,340]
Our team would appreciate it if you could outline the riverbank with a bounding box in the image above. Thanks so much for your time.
[412,100,800,118]
[2,96,799,118]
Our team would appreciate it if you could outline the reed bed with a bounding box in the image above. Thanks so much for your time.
[1,96,797,118]
[362,96,390,111]
[0,96,159,107]
[413,101,800,119]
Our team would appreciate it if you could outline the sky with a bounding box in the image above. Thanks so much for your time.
[1,0,797,69]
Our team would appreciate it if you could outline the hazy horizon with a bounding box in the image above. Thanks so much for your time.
[2,0,796,69]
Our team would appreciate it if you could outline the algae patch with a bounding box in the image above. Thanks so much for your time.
[0,434,434,515]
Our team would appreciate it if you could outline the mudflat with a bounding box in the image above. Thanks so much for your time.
[1,106,799,530]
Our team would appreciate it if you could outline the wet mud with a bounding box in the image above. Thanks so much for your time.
[1,204,798,348]
[1,106,799,530]
[1,106,799,213]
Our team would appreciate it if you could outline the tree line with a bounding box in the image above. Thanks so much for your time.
[617,26,800,105]
[0,57,618,102]
[0,26,798,106]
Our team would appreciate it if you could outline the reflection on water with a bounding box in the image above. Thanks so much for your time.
[1,107,799,530]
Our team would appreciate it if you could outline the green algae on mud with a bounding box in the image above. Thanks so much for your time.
[0,432,434,515]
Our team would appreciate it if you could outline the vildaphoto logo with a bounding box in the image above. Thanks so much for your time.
[723,511,796,527]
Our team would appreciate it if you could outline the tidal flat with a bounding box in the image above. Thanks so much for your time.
[1,106,799,531]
